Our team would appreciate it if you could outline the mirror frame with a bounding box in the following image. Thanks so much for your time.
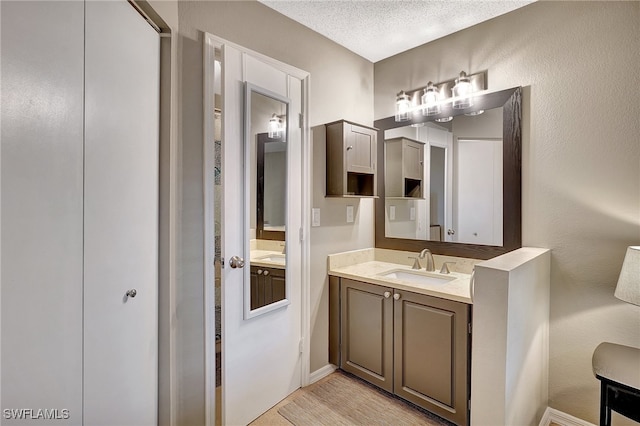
[374,86,522,260]
[244,82,291,319]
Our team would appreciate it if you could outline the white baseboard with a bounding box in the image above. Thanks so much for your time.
[539,407,596,426]
[308,364,337,385]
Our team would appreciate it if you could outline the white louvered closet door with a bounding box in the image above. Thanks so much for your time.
[83,1,159,425]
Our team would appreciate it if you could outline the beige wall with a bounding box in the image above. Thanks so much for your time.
[375,2,640,423]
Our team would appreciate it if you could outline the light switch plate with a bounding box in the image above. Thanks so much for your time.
[389,205,396,220]
[312,208,320,227]
[346,205,354,223]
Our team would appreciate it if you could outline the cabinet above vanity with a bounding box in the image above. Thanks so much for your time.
[325,120,378,197]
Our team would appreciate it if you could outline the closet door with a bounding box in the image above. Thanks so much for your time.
[83,2,159,425]
[1,2,84,423]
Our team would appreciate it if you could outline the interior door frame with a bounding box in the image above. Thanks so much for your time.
[203,32,311,426]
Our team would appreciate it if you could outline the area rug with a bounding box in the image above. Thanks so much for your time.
[278,371,450,425]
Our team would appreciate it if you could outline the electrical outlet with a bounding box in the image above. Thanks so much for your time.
[312,208,320,227]
[346,205,354,223]
[389,205,396,220]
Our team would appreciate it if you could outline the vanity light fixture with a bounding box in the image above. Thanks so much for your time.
[268,113,284,139]
[394,70,486,122]
[452,71,473,109]
[395,90,412,122]
[421,82,441,116]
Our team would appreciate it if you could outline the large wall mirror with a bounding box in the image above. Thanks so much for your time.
[374,87,522,260]
[245,82,290,319]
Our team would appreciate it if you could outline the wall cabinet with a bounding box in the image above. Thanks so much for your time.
[330,276,470,425]
[250,265,286,310]
[326,120,378,197]
[385,137,425,198]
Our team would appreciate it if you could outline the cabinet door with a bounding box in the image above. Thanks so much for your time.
[393,291,470,425]
[345,124,376,174]
[250,266,286,310]
[341,279,393,392]
[403,140,424,180]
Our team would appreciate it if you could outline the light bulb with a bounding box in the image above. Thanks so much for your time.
[395,91,411,122]
[452,71,473,109]
[421,82,441,116]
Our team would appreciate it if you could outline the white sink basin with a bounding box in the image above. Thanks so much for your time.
[378,269,454,286]
[255,254,286,264]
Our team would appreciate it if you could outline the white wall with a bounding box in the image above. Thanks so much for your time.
[471,248,550,426]
[375,2,640,423]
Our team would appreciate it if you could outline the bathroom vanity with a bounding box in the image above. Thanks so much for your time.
[328,248,475,425]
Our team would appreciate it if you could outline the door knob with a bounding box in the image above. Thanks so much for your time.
[229,256,245,269]
[383,291,391,299]
[447,229,456,235]
[126,289,137,298]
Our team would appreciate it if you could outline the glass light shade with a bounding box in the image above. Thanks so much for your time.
[268,113,282,138]
[452,71,473,109]
[421,82,441,116]
[614,246,640,306]
[435,116,453,123]
[395,91,411,122]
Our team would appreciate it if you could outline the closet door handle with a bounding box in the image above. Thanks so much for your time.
[126,289,137,298]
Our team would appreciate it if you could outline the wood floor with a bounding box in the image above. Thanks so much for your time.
[250,371,451,426]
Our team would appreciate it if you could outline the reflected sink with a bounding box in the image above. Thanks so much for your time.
[255,254,286,264]
[378,269,454,286]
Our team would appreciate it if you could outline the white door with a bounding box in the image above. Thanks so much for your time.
[83,2,159,424]
[221,43,304,426]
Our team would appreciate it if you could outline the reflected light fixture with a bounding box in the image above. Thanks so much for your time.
[421,82,441,116]
[395,90,411,122]
[268,113,284,139]
[452,71,473,109]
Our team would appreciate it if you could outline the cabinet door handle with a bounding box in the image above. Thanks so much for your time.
[346,145,353,151]
[383,291,391,299]
[393,293,401,300]
[257,269,263,275]
[263,270,269,276]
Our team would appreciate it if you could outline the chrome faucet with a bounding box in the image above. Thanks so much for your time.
[419,249,435,272]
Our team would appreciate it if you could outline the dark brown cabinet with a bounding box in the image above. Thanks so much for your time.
[330,276,471,425]
[326,120,378,197]
[250,265,285,310]
[385,137,425,198]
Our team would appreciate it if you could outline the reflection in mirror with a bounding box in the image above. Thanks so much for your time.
[245,83,290,318]
[384,108,503,246]
[375,86,522,260]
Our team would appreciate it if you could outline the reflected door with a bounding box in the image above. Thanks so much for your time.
[455,139,503,245]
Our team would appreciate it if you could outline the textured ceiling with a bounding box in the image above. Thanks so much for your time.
[259,1,535,62]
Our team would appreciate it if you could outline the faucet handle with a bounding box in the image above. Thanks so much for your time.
[439,262,456,274]
[408,257,421,270]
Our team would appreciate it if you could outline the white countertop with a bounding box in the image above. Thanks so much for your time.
[329,260,472,304]
[250,249,286,269]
